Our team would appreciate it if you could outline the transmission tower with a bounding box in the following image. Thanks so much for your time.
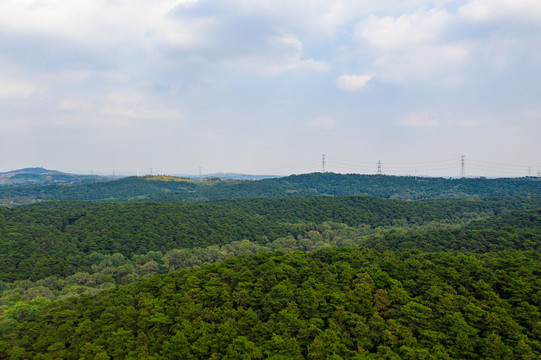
[199,166,202,181]
[461,155,465,178]
[322,154,326,173]
[377,160,382,175]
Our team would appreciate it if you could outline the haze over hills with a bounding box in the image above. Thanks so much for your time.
[0,167,107,187]
[193,173,280,181]
[0,167,279,185]
[0,171,540,205]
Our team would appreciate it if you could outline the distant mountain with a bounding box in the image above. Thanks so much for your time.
[0,167,107,187]
[0,167,62,176]
[0,172,540,205]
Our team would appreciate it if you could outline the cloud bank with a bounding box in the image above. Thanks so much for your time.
[0,0,539,176]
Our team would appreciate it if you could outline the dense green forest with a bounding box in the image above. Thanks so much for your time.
[1,201,540,316]
[2,248,540,359]
[2,174,541,358]
[2,196,540,282]
[1,172,540,204]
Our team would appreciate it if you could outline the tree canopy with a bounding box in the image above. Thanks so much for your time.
[1,248,540,359]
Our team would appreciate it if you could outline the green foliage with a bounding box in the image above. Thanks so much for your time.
[0,201,289,281]
[1,248,540,359]
[1,196,541,283]
[1,172,540,204]
[1,189,541,358]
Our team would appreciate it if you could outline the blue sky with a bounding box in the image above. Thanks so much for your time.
[1,0,540,177]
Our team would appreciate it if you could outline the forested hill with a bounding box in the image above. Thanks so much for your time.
[2,195,541,358]
[1,172,540,204]
[2,248,540,359]
[0,167,106,187]
[1,196,540,282]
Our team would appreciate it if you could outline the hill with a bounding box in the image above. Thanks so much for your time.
[2,248,540,359]
[0,168,106,188]
[1,172,540,205]
[1,196,540,282]
[195,173,279,180]
[2,194,541,358]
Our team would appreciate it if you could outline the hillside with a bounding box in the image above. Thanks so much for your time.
[2,248,540,359]
[2,177,541,359]
[1,196,540,282]
[0,168,106,188]
[1,172,540,205]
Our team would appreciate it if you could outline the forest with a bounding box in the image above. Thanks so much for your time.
[1,196,540,281]
[1,172,540,205]
[1,175,541,358]
[2,249,540,359]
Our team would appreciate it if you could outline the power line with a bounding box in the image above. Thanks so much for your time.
[326,157,377,166]
[466,165,533,176]
[94,156,538,178]
[384,159,457,165]
[257,159,319,174]
[325,157,460,174]
[469,159,541,168]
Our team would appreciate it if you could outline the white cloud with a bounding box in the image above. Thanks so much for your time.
[47,70,93,83]
[374,43,469,84]
[0,0,539,174]
[222,36,301,76]
[107,90,144,105]
[400,115,483,129]
[446,118,482,128]
[356,8,450,49]
[227,1,445,40]
[157,15,216,49]
[459,0,541,23]
[336,74,373,91]
[0,78,37,100]
[198,131,219,139]
[523,108,541,120]
[353,7,470,84]
[0,118,31,130]
[102,89,181,121]
[307,116,337,130]
[58,90,182,122]
[222,35,329,76]
[56,98,91,112]
[400,114,439,128]
[454,1,541,71]
[101,106,181,120]
[0,0,184,45]
[0,0,445,82]
[299,59,332,73]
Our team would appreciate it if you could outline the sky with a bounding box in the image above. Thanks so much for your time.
[1,0,540,177]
